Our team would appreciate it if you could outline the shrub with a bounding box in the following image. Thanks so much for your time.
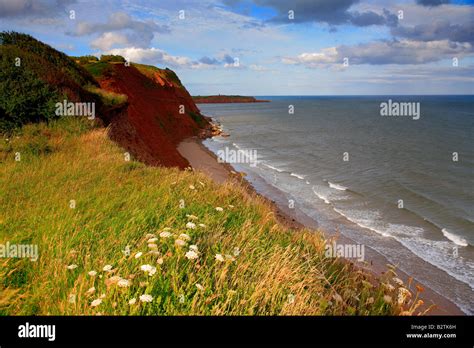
[100,55,126,63]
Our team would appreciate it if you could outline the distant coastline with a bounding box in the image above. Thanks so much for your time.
[193,95,269,103]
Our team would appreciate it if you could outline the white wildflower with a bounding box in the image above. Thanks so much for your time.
[147,237,158,243]
[393,277,404,286]
[175,239,186,247]
[185,250,199,260]
[91,298,102,307]
[140,264,157,276]
[66,264,78,270]
[118,278,131,288]
[233,247,241,257]
[196,283,204,291]
[186,214,198,220]
[215,254,225,262]
[102,265,113,272]
[86,287,96,296]
[160,231,171,238]
[134,252,143,259]
[189,245,199,252]
[215,207,224,212]
[88,270,97,277]
[139,294,153,303]
[129,298,137,305]
[68,294,76,304]
[186,222,196,229]
[179,233,191,241]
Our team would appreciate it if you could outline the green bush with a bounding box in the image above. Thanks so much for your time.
[100,55,126,63]
[0,47,60,131]
[0,32,96,86]
[0,32,101,132]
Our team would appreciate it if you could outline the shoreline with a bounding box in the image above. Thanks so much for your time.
[178,136,465,315]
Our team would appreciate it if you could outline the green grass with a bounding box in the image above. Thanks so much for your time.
[85,86,128,107]
[132,63,184,89]
[0,119,425,315]
[83,62,114,78]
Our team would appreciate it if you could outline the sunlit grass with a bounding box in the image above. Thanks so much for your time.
[85,85,128,107]
[0,119,424,315]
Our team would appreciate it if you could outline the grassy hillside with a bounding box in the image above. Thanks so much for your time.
[0,119,423,315]
[0,32,100,131]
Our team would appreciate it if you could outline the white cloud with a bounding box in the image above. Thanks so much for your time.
[104,47,193,68]
[283,39,473,67]
[91,32,130,50]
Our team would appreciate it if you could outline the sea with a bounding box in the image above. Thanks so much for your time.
[199,95,474,314]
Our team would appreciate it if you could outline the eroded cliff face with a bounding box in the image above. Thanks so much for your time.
[98,64,209,168]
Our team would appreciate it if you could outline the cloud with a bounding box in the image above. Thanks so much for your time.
[223,0,398,27]
[283,39,473,67]
[416,0,450,7]
[0,0,75,18]
[68,12,170,49]
[102,47,250,70]
[249,64,268,71]
[199,56,220,65]
[222,54,235,64]
[282,47,339,66]
[71,12,169,36]
[392,20,474,45]
[105,47,193,68]
[91,32,130,50]
[350,8,398,27]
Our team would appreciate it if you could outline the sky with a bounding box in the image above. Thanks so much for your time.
[0,0,473,95]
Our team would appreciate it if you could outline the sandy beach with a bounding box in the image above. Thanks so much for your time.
[178,136,464,315]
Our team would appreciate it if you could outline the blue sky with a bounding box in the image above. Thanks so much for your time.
[0,0,473,95]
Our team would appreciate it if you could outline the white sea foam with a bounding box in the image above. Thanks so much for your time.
[442,228,469,247]
[312,187,330,204]
[263,163,284,172]
[333,208,391,237]
[290,173,305,180]
[328,182,348,191]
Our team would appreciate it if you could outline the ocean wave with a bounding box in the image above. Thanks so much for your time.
[331,206,474,292]
[262,163,284,172]
[328,181,348,191]
[312,187,330,204]
[333,208,391,237]
[442,228,469,247]
[290,173,305,180]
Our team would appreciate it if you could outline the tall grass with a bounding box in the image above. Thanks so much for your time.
[85,86,128,107]
[0,119,424,315]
